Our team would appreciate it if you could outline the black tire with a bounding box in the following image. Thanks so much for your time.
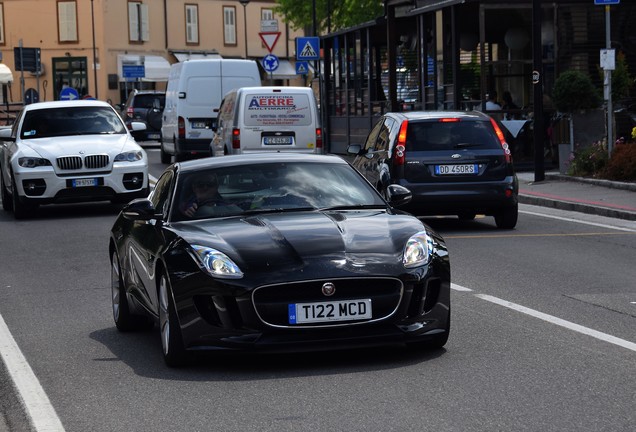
[111,250,147,332]
[1,170,13,211]
[494,204,518,229]
[11,174,32,219]
[159,272,187,367]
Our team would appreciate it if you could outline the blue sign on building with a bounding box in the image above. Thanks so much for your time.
[594,0,619,4]
[122,65,145,79]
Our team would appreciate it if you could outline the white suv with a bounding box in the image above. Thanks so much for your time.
[0,100,149,219]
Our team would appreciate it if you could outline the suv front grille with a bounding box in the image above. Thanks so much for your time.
[57,155,110,170]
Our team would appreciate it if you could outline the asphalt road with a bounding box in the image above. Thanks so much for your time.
[0,148,634,431]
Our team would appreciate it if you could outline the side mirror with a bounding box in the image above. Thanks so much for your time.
[386,184,412,207]
[347,144,362,155]
[130,121,147,132]
[0,127,15,141]
[122,198,163,221]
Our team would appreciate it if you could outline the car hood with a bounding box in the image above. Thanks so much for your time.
[20,134,137,158]
[174,209,427,274]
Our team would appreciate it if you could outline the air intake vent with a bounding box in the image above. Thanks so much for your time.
[57,156,82,170]
[84,154,109,169]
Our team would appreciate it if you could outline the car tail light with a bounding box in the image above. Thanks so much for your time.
[232,128,240,149]
[178,116,185,139]
[489,117,512,163]
[126,106,134,118]
[316,128,323,150]
[393,120,408,166]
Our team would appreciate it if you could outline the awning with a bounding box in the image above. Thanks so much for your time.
[117,54,171,82]
[0,63,14,84]
[172,52,223,62]
[260,60,299,80]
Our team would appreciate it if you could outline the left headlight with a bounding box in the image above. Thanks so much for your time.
[191,245,244,279]
[18,157,52,168]
[114,150,144,162]
[403,230,433,268]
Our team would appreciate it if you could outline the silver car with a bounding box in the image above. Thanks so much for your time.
[0,100,149,219]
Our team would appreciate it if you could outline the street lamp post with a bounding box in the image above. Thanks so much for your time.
[239,0,250,59]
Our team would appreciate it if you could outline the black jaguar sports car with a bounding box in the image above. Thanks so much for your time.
[109,153,450,366]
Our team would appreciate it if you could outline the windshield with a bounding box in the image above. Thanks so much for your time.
[20,106,127,139]
[171,162,386,221]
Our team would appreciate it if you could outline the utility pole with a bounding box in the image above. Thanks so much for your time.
[532,0,545,182]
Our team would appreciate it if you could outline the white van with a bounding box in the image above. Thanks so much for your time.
[160,59,261,163]
[210,86,322,156]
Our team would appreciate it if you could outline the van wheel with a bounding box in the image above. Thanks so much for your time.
[160,140,171,164]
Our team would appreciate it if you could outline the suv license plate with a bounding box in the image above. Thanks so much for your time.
[435,164,478,175]
[289,299,372,324]
[191,121,207,129]
[72,178,97,187]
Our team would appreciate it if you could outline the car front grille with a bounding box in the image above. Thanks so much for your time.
[57,154,110,170]
[252,277,403,328]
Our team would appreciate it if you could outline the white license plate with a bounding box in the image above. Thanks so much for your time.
[264,136,293,145]
[72,178,97,187]
[147,133,160,140]
[191,121,207,129]
[288,299,372,324]
[435,164,478,175]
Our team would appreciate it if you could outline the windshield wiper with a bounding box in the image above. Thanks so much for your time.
[453,142,481,148]
[242,207,315,215]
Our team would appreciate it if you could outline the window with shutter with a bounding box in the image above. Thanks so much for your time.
[58,1,78,42]
[186,4,199,44]
[224,7,236,45]
[0,4,5,45]
[128,2,149,42]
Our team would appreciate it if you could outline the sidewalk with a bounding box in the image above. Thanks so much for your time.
[517,172,636,221]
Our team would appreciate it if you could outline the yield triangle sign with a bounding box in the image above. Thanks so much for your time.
[259,32,281,52]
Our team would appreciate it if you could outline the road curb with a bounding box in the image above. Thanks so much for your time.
[518,194,636,221]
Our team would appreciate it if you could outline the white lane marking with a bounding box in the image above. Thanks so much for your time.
[520,209,636,232]
[0,313,65,431]
[475,293,636,353]
[451,283,473,292]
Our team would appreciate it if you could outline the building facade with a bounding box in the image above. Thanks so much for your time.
[0,0,306,117]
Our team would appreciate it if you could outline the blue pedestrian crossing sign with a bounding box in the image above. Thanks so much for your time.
[296,61,309,75]
[296,37,320,60]
[262,54,279,72]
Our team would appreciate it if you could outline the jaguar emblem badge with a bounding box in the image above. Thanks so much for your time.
[322,282,336,297]
[451,153,461,159]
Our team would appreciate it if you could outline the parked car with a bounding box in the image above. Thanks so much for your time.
[0,100,149,219]
[109,153,450,367]
[348,110,519,229]
[211,86,322,156]
[119,89,165,142]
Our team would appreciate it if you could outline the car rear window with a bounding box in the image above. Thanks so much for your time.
[243,93,312,127]
[406,120,501,151]
[133,94,165,109]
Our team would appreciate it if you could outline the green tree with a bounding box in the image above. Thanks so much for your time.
[274,0,384,34]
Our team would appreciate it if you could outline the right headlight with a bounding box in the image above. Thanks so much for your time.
[18,157,52,168]
[190,245,244,279]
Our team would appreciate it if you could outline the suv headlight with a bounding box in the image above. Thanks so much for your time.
[18,157,52,168]
[114,150,144,162]
[191,245,243,279]
[403,231,433,268]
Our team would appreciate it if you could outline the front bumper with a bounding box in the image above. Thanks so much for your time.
[13,162,149,204]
